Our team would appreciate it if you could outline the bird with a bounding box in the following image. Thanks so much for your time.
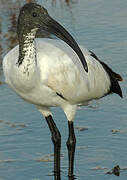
[3,2,123,179]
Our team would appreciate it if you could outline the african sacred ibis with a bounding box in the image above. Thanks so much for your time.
[3,2,123,178]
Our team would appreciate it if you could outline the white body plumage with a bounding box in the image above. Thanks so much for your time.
[3,38,111,121]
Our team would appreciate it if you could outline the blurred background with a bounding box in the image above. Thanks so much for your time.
[0,0,127,180]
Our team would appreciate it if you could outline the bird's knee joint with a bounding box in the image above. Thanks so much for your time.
[66,135,76,150]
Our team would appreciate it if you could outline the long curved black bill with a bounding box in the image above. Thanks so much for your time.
[43,16,88,73]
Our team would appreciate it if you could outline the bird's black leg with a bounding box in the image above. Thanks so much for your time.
[66,121,76,178]
[45,115,61,179]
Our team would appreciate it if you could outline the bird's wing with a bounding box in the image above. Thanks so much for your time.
[36,38,111,103]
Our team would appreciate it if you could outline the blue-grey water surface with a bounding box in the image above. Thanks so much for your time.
[0,0,127,179]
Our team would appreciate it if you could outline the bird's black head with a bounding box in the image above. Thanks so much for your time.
[17,3,88,72]
[17,3,49,35]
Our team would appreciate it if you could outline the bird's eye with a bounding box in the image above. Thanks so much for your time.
[32,12,37,17]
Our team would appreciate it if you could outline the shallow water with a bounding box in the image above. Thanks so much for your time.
[0,0,127,179]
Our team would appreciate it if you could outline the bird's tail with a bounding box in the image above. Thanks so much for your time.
[99,61,123,98]
[89,50,123,98]
[111,71,123,81]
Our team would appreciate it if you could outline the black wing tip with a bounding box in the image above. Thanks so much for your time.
[109,77,123,98]
[118,89,123,98]
[118,87,123,98]
[89,50,123,98]
[114,73,123,82]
